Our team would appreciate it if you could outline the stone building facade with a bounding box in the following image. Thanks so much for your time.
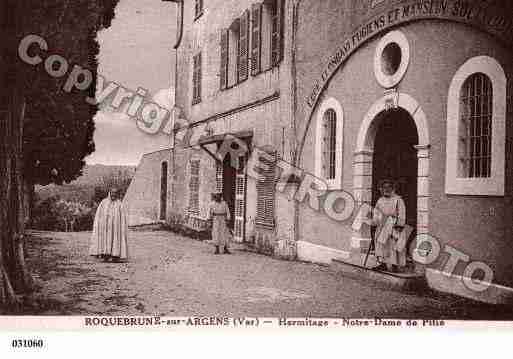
[126,0,513,303]
[293,0,513,303]
[127,0,297,254]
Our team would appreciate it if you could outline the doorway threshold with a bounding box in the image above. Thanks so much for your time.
[331,258,427,293]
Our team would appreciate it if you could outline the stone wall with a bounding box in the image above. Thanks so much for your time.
[124,149,171,226]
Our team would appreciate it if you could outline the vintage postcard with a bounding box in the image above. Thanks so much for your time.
[1,0,513,355]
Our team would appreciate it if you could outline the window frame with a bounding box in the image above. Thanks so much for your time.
[237,10,250,84]
[218,0,284,92]
[192,52,202,105]
[250,3,263,76]
[445,56,507,196]
[226,19,240,90]
[220,29,229,90]
[459,73,493,179]
[315,97,344,190]
[188,159,201,215]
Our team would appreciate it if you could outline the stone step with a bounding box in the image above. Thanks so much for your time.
[331,258,428,293]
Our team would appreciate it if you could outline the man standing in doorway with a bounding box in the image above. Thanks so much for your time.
[371,180,407,273]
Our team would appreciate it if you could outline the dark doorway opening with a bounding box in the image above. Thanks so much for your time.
[372,108,418,229]
[222,153,236,230]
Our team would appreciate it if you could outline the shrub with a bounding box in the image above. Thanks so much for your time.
[32,196,94,232]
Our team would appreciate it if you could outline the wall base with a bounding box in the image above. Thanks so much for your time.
[297,241,350,265]
[426,268,513,305]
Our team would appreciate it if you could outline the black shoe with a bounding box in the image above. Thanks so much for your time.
[214,246,220,255]
[373,263,387,271]
[223,247,231,254]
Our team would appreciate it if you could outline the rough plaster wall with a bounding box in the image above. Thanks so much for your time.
[296,11,513,284]
[124,150,171,226]
[175,0,295,160]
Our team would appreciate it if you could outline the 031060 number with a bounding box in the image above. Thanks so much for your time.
[11,339,44,349]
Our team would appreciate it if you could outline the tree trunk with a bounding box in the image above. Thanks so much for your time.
[0,1,34,310]
[0,94,33,308]
[0,92,22,306]
[23,179,35,228]
[15,98,33,292]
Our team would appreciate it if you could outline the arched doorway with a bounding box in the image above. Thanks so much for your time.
[372,108,418,229]
[352,93,430,256]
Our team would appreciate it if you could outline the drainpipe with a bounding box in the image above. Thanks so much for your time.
[162,0,184,210]
[291,0,302,248]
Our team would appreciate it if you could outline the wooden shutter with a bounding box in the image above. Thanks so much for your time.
[220,29,229,90]
[271,0,284,67]
[238,10,250,83]
[189,160,200,215]
[233,156,247,242]
[251,3,262,76]
[192,53,201,104]
[215,162,223,192]
[256,151,277,228]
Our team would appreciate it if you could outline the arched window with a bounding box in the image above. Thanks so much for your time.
[446,56,507,196]
[315,97,344,189]
[323,109,337,180]
[459,73,493,178]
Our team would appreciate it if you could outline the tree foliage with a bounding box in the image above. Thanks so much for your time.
[0,0,119,308]
[20,0,120,186]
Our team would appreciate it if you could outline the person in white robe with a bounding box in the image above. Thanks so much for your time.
[89,195,112,258]
[208,192,231,255]
[371,179,407,273]
[89,188,129,262]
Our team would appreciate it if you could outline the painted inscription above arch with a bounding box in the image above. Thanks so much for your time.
[305,0,513,110]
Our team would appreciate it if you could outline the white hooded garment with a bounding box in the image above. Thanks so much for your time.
[105,200,129,259]
[89,197,129,260]
[89,197,111,256]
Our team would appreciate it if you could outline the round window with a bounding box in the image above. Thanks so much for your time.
[374,31,410,88]
[381,42,402,76]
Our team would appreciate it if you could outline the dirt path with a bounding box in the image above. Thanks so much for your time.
[19,230,513,319]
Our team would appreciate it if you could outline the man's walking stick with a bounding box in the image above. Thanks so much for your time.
[363,230,375,268]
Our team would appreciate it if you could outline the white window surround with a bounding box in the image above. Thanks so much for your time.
[374,30,410,89]
[445,56,507,196]
[315,97,344,190]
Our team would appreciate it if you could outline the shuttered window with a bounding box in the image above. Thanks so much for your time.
[255,151,276,228]
[189,160,200,215]
[215,162,223,192]
[271,0,284,67]
[237,10,250,83]
[220,29,229,90]
[234,157,247,241]
[194,0,203,20]
[192,53,202,105]
[251,3,262,76]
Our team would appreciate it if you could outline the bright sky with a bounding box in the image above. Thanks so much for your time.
[86,0,177,166]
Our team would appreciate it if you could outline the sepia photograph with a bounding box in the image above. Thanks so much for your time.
[1,0,513,353]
